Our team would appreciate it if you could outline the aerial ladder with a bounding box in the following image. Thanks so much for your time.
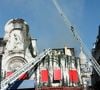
[52,0,100,76]
[1,48,51,90]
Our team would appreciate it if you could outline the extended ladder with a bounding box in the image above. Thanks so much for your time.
[1,48,51,90]
[52,0,100,76]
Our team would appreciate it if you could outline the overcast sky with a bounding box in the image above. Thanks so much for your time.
[0,0,100,55]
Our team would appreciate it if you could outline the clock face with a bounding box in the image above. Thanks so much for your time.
[7,56,26,72]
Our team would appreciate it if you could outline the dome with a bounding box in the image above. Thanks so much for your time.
[79,47,87,64]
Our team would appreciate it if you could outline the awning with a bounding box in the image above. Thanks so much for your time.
[8,80,36,90]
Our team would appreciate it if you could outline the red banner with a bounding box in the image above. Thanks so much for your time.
[69,69,79,83]
[40,69,49,82]
[54,68,62,80]
[18,73,28,80]
[6,71,13,77]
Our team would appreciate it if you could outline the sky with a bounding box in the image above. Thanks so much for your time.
[0,0,100,55]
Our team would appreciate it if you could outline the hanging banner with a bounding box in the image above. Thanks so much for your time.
[54,68,62,80]
[6,71,13,77]
[40,69,48,82]
[69,69,79,83]
[18,72,28,80]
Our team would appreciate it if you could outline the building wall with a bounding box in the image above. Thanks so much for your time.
[92,26,100,89]
[30,48,82,88]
